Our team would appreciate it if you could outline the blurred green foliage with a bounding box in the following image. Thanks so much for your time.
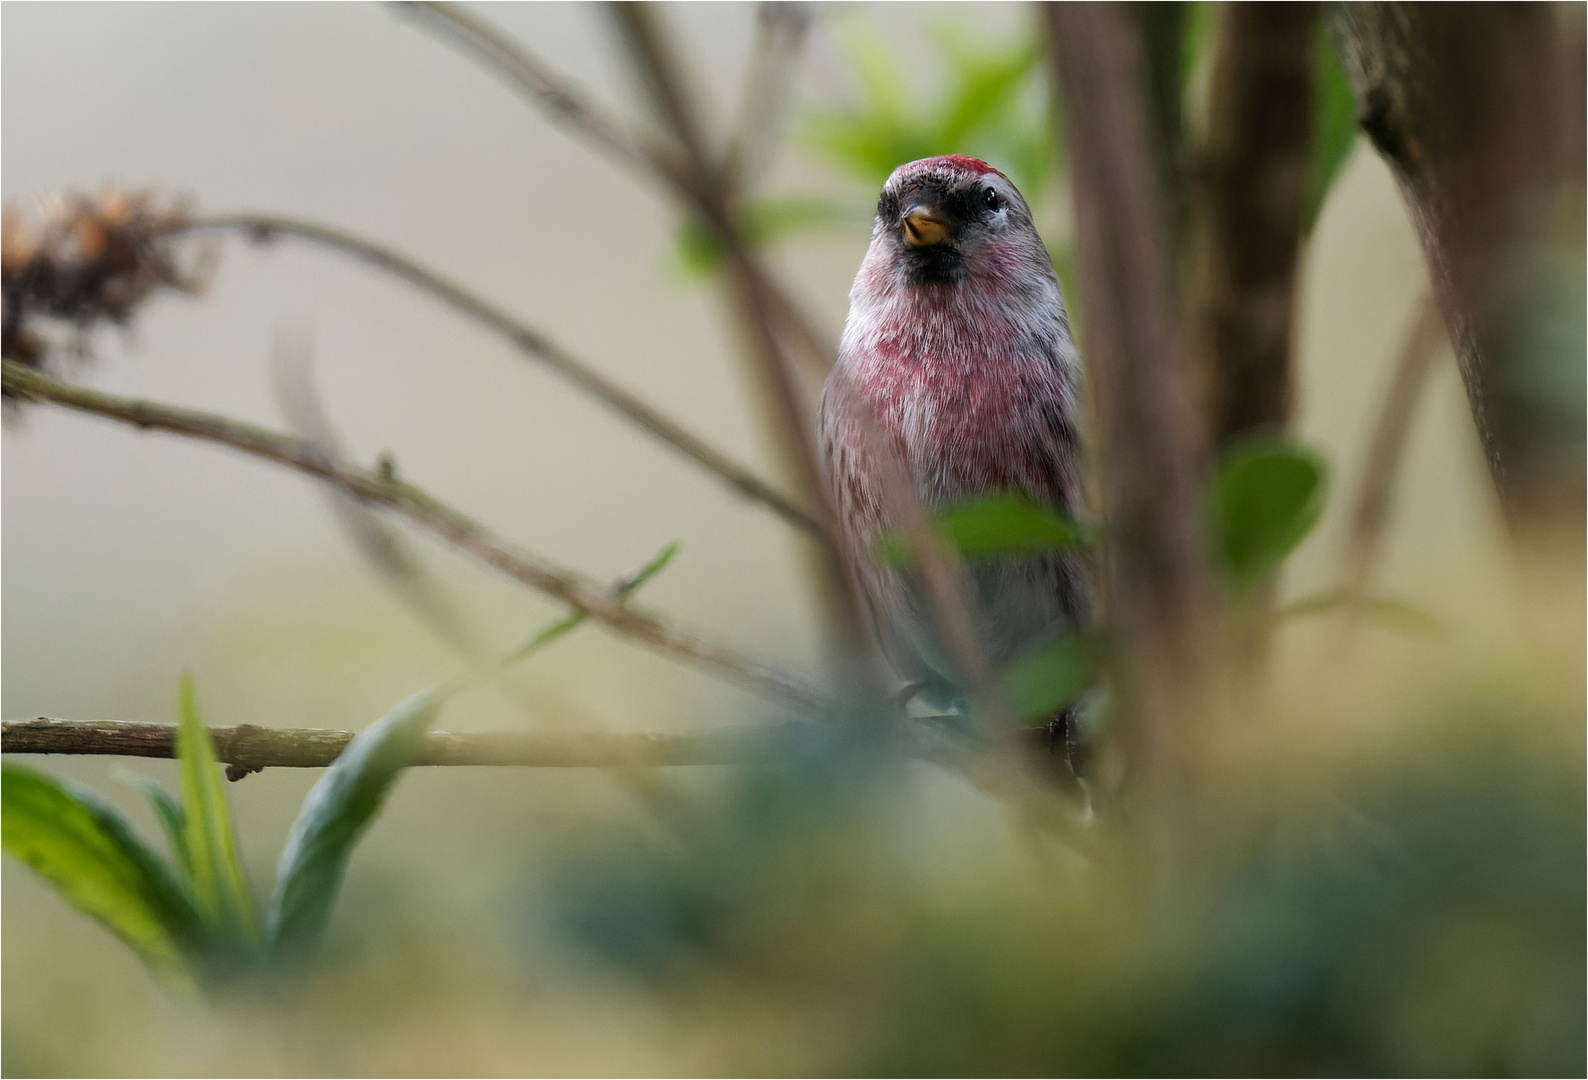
[1206,437,1329,593]
[2,679,440,989]
[521,702,1583,1075]
[874,493,1096,569]
[801,19,1052,198]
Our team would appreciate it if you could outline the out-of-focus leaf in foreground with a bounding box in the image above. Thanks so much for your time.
[1207,437,1328,590]
[2,762,201,991]
[266,689,442,961]
[1001,632,1093,720]
[1308,26,1359,232]
[877,494,1097,568]
[176,674,257,947]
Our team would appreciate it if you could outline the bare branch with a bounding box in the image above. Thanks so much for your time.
[391,1,693,193]
[721,3,813,200]
[2,359,821,712]
[177,212,819,536]
[1342,294,1446,593]
[1046,4,1214,782]
[602,5,875,682]
[398,3,837,377]
[607,3,720,194]
[1186,3,1316,448]
[1335,3,1585,531]
[1,717,1082,808]
[2,717,800,779]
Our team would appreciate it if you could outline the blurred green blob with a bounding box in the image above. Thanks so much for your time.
[1000,632,1092,720]
[1502,251,1587,459]
[1207,437,1329,591]
[800,20,1051,197]
[267,688,442,962]
[531,719,898,985]
[876,493,1096,568]
[1,762,201,993]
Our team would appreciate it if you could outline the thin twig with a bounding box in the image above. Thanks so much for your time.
[175,212,819,535]
[1,718,801,778]
[392,1,692,194]
[1,716,1073,791]
[1186,3,1316,447]
[2,359,821,712]
[1342,293,1445,593]
[603,4,874,677]
[721,3,813,200]
[396,2,836,378]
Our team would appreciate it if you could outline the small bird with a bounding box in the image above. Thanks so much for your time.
[819,155,1089,719]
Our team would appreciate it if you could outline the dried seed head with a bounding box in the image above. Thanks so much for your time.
[2,188,213,392]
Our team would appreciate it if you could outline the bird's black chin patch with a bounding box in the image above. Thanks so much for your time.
[897,242,967,286]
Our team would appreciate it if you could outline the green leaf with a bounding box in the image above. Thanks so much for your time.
[508,541,680,663]
[934,37,1041,148]
[266,689,443,961]
[1207,438,1329,590]
[1307,26,1359,232]
[1001,634,1092,720]
[1180,2,1215,91]
[877,495,1096,567]
[176,675,256,944]
[3,762,202,989]
[126,774,191,884]
[1274,588,1443,636]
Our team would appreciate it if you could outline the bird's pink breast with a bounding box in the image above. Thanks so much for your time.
[841,290,1078,508]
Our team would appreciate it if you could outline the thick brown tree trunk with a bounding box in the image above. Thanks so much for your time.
[1335,3,1585,535]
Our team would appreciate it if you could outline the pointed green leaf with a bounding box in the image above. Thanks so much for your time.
[176,675,256,942]
[266,689,442,961]
[1207,438,1329,591]
[508,541,680,662]
[1274,587,1443,636]
[1307,27,1359,232]
[3,763,202,989]
[126,774,191,884]
[1002,634,1093,720]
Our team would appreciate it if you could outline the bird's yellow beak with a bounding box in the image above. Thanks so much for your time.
[901,204,951,247]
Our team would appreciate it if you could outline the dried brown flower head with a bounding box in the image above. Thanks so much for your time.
[2,189,212,379]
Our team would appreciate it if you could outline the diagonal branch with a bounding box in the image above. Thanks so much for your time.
[176,212,819,535]
[392,0,692,193]
[1342,293,1446,594]
[2,359,821,713]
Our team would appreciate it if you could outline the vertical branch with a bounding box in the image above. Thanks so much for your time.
[1045,4,1212,785]
[721,3,813,201]
[1185,3,1316,449]
[1335,3,1585,534]
[1126,2,1190,255]
[606,2,877,686]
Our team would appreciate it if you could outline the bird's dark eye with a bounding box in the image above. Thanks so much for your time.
[982,188,1001,212]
